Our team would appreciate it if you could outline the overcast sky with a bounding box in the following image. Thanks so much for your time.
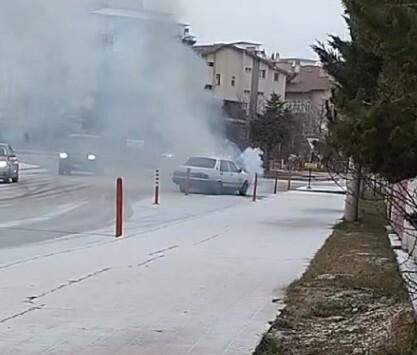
[175,0,349,59]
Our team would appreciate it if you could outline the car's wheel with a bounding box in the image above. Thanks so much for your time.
[213,181,223,195]
[12,175,19,183]
[239,181,249,196]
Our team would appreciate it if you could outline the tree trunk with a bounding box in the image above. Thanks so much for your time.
[345,162,361,222]
[265,146,272,172]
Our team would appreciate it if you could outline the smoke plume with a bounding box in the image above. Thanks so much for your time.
[0,0,224,166]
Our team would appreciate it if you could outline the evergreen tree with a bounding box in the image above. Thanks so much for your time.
[250,93,298,169]
[314,1,417,183]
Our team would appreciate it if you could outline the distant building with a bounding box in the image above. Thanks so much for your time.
[280,58,333,138]
[194,42,291,147]
[89,2,195,138]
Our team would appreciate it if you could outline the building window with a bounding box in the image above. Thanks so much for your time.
[215,74,221,86]
[231,76,236,87]
[274,72,280,82]
[205,84,213,90]
[260,70,266,79]
[208,62,214,67]
[245,67,252,73]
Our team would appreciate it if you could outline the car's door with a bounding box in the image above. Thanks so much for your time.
[228,161,244,188]
[219,160,233,187]
[7,145,17,161]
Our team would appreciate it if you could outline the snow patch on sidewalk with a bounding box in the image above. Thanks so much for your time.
[297,180,347,194]
[0,191,344,354]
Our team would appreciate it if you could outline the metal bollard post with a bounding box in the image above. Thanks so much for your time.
[185,168,191,195]
[274,172,279,195]
[307,169,312,189]
[116,177,124,238]
[253,173,258,202]
[287,173,292,191]
[154,169,160,205]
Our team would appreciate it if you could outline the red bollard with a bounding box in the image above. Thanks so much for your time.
[274,172,279,195]
[116,177,124,238]
[154,169,160,205]
[252,173,258,202]
[185,168,191,195]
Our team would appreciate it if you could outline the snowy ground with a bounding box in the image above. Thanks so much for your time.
[0,185,344,354]
[296,179,347,194]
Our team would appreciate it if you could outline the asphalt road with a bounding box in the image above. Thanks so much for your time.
[0,152,169,249]
[0,152,305,250]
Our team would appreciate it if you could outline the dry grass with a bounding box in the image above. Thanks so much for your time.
[254,200,417,355]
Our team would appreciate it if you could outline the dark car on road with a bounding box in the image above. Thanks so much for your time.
[58,134,102,175]
[0,143,19,183]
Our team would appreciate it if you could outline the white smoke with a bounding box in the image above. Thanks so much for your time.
[0,0,225,166]
[221,140,264,178]
[238,147,264,178]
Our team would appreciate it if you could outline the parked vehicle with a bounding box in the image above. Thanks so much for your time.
[0,143,19,183]
[172,156,249,195]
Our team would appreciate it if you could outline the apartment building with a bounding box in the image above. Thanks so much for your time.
[279,58,333,138]
[194,42,291,146]
[195,42,290,116]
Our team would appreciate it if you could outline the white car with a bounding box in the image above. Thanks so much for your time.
[0,143,19,183]
[172,157,249,195]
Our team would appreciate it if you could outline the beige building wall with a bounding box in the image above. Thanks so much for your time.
[201,46,287,114]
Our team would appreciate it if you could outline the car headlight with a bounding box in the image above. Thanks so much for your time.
[162,153,174,159]
[0,161,8,168]
[87,154,97,161]
[59,152,68,160]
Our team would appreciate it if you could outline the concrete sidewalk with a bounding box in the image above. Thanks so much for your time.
[0,191,344,355]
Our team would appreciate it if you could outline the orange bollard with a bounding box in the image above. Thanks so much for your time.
[252,173,258,202]
[154,169,160,205]
[116,177,124,238]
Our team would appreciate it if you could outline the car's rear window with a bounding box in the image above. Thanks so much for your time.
[186,157,216,169]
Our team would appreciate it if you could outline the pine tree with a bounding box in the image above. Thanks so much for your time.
[314,1,417,183]
[250,93,298,170]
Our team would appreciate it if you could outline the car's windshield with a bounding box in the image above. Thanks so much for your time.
[0,147,7,156]
[63,136,100,153]
[185,157,217,169]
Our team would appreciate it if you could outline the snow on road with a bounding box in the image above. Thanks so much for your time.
[0,189,344,354]
[0,201,88,228]
[20,162,41,170]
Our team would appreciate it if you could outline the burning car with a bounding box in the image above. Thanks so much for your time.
[172,156,249,195]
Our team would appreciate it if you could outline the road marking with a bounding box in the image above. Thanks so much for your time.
[0,201,87,228]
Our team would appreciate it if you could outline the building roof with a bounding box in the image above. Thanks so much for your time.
[230,41,263,46]
[194,43,292,76]
[92,7,172,22]
[286,65,331,94]
[194,43,226,56]
[280,58,320,65]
